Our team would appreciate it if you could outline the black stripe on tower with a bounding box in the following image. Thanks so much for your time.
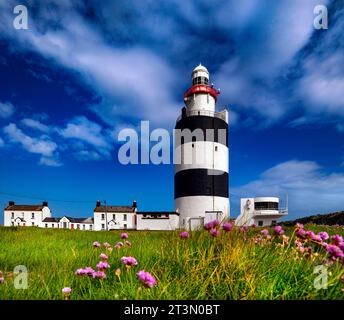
[175,115,228,147]
[174,169,228,198]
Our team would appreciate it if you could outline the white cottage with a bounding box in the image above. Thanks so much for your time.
[136,212,180,231]
[4,201,51,227]
[93,200,137,231]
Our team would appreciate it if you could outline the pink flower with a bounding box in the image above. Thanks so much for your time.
[115,241,124,249]
[240,226,248,233]
[295,223,304,229]
[305,230,315,238]
[121,256,138,266]
[332,235,343,245]
[93,241,100,248]
[92,271,107,279]
[136,270,157,288]
[261,229,269,236]
[125,240,132,247]
[296,228,306,238]
[222,222,233,232]
[62,287,71,299]
[311,234,323,243]
[273,226,284,235]
[84,267,95,276]
[96,261,110,270]
[0,277,4,284]
[120,233,129,239]
[103,242,111,248]
[210,229,220,237]
[326,245,344,260]
[211,220,220,227]
[99,253,108,260]
[75,268,86,276]
[204,222,213,230]
[179,231,189,239]
[318,232,329,241]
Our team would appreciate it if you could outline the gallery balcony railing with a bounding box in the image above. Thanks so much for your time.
[176,109,228,123]
[252,209,288,216]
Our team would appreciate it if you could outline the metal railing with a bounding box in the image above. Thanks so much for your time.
[252,209,288,216]
[176,109,228,123]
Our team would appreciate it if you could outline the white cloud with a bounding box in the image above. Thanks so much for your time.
[0,102,15,118]
[297,53,344,117]
[21,118,50,133]
[3,123,61,166]
[232,160,344,219]
[58,116,111,151]
[39,156,62,167]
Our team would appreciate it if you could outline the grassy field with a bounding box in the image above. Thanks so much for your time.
[0,224,343,300]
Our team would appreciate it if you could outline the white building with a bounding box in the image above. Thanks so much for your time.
[136,212,180,231]
[93,200,137,231]
[235,197,288,227]
[4,201,51,227]
[174,64,230,230]
[42,216,94,231]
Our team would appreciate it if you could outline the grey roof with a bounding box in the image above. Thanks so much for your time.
[94,206,135,213]
[42,217,60,223]
[137,211,180,216]
[5,204,45,211]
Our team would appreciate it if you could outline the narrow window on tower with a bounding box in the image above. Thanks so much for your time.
[215,146,218,152]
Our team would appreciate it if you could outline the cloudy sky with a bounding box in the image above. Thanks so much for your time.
[0,0,343,222]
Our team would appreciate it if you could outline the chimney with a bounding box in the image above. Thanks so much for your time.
[132,199,137,209]
[42,201,48,207]
[96,200,101,207]
[9,201,15,206]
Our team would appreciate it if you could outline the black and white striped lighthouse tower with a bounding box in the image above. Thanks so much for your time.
[174,64,229,230]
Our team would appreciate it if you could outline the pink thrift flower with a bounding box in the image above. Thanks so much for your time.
[222,222,233,232]
[84,267,95,276]
[96,261,110,270]
[179,231,189,239]
[332,235,343,245]
[62,287,71,294]
[92,271,107,279]
[210,229,220,237]
[295,223,304,229]
[103,242,110,248]
[0,277,4,284]
[75,268,86,276]
[240,226,248,232]
[296,228,306,238]
[211,220,220,227]
[120,233,129,239]
[261,229,269,236]
[137,270,157,288]
[204,222,213,230]
[274,226,284,235]
[125,240,132,247]
[121,256,138,266]
[305,230,315,238]
[99,253,108,260]
[62,287,72,299]
[318,232,329,241]
[93,241,100,248]
[115,241,124,249]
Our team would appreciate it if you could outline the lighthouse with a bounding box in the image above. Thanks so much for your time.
[174,64,229,230]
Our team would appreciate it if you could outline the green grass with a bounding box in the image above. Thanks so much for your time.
[0,225,343,300]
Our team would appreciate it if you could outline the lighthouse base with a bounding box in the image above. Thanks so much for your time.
[175,196,229,230]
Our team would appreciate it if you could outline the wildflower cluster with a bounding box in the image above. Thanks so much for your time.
[70,232,157,298]
[0,271,4,284]
[294,224,344,264]
[204,220,222,237]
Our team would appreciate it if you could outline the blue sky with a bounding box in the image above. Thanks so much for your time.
[0,0,343,223]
